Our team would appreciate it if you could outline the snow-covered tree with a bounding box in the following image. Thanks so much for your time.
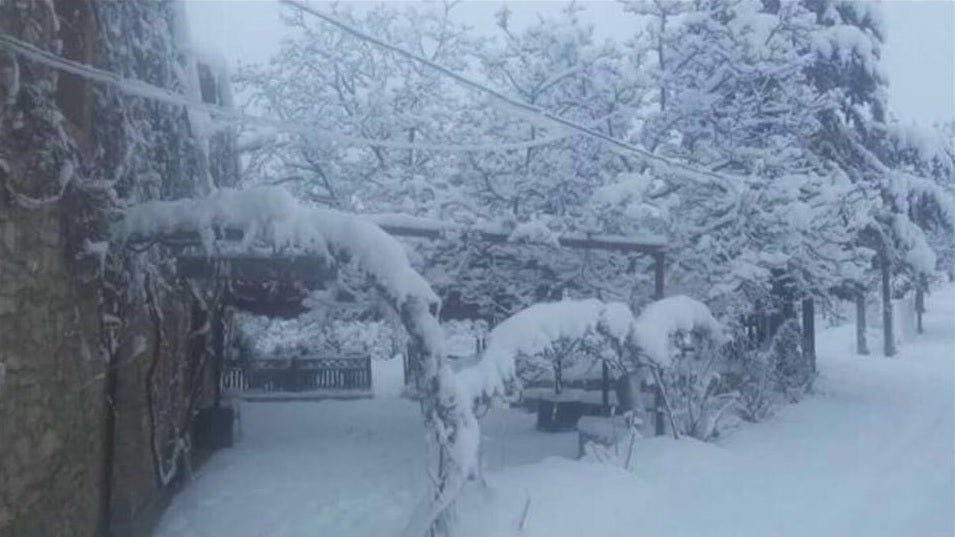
[604,0,873,320]
[235,2,479,215]
[801,0,952,297]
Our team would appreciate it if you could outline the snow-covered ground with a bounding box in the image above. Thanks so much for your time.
[155,287,953,537]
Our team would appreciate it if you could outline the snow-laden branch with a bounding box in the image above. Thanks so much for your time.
[119,186,437,307]
[0,33,574,155]
[281,0,739,193]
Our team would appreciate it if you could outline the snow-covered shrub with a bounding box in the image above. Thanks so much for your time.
[771,319,813,402]
[733,318,813,422]
[732,337,778,423]
[658,329,738,441]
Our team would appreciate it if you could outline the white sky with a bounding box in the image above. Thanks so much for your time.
[184,0,955,126]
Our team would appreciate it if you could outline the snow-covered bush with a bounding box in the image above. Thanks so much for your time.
[613,295,730,440]
[233,313,406,362]
[770,319,813,402]
[458,298,639,415]
[732,337,777,423]
[657,329,738,441]
[733,318,813,422]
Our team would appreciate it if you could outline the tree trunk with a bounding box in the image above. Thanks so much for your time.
[801,298,815,373]
[856,291,869,356]
[915,280,925,334]
[881,256,897,357]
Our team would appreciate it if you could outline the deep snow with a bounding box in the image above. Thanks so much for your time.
[155,287,953,537]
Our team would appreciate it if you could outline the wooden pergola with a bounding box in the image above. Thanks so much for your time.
[146,220,667,303]
[130,218,667,427]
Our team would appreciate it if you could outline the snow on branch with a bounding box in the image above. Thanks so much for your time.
[119,185,438,308]
[0,34,572,155]
[280,0,739,194]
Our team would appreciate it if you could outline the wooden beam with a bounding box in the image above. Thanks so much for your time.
[176,255,336,285]
[131,224,665,255]
[363,225,666,254]
[654,251,665,299]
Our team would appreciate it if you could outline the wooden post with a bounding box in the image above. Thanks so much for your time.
[653,385,665,436]
[915,285,925,335]
[212,295,229,406]
[654,251,665,300]
[801,298,816,373]
[601,361,610,415]
[856,291,870,355]
[881,256,897,357]
[365,356,373,390]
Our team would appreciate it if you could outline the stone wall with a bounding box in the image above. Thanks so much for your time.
[0,200,106,536]
[0,2,105,535]
[1,1,231,535]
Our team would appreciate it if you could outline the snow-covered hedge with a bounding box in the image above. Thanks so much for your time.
[457,295,723,409]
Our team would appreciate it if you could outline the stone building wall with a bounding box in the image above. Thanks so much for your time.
[0,1,231,535]
[0,200,107,536]
[0,3,106,535]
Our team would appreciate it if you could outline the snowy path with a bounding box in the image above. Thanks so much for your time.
[156,288,953,537]
[153,396,576,537]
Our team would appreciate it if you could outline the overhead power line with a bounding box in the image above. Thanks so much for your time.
[280,0,733,192]
[0,33,573,154]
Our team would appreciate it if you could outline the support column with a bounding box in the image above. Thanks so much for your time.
[601,361,610,415]
[654,251,665,300]
[801,298,816,373]
[915,283,925,335]
[212,301,225,406]
[881,256,897,357]
[653,386,665,436]
[856,291,869,355]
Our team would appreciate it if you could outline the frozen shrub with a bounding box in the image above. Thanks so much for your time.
[660,329,738,441]
[771,319,813,402]
[734,318,813,422]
